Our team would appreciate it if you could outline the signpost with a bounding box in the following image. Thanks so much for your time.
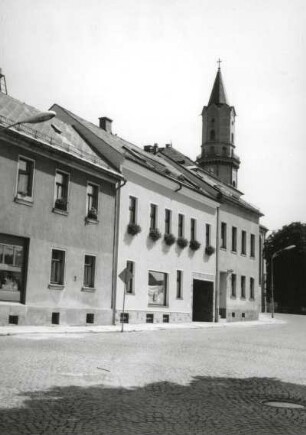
[118,267,133,332]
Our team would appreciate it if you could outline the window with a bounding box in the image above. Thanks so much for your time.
[87,183,99,219]
[210,130,215,141]
[150,204,157,230]
[129,196,137,224]
[250,234,255,257]
[231,133,234,143]
[222,147,227,155]
[221,222,227,249]
[146,314,154,323]
[176,270,183,299]
[50,249,65,285]
[241,231,246,255]
[178,214,184,238]
[83,255,96,288]
[259,236,262,285]
[205,224,211,247]
[231,273,236,297]
[0,236,25,303]
[241,276,246,298]
[17,157,34,199]
[148,270,167,306]
[190,218,196,241]
[126,261,134,294]
[165,209,171,234]
[232,226,237,252]
[250,278,255,299]
[54,171,69,211]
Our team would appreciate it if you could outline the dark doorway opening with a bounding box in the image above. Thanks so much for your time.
[192,279,214,322]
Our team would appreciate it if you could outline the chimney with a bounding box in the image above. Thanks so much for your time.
[144,143,159,154]
[99,116,113,133]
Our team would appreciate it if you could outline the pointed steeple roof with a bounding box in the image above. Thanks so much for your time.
[208,68,228,105]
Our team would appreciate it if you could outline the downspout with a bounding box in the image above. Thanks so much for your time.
[215,206,220,322]
[111,178,127,325]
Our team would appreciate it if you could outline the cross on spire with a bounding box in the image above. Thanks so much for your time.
[217,58,222,70]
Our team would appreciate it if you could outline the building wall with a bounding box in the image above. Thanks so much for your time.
[0,138,116,325]
[115,163,217,324]
[218,202,261,321]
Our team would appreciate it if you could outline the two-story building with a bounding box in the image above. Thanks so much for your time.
[0,92,122,326]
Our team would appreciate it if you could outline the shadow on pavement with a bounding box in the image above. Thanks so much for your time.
[0,376,306,435]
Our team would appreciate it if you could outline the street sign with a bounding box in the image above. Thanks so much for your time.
[118,267,133,284]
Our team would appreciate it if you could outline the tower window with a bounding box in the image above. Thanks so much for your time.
[210,130,215,141]
[222,147,227,155]
[231,133,234,143]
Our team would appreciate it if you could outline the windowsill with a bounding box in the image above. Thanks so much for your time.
[176,297,184,300]
[250,256,255,260]
[85,217,99,225]
[81,287,96,293]
[52,207,69,216]
[220,247,227,251]
[241,253,246,257]
[249,297,255,301]
[14,196,33,207]
[48,284,65,290]
[231,250,237,255]
[148,304,169,308]
[125,292,135,296]
[230,295,236,299]
[241,297,246,300]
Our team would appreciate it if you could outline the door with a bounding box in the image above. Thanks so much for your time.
[192,279,214,322]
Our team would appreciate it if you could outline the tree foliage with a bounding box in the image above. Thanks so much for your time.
[264,222,306,260]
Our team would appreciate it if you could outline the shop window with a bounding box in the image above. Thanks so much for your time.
[50,249,65,286]
[16,157,34,200]
[126,261,134,294]
[148,270,167,306]
[54,170,69,211]
[87,183,99,220]
[83,255,96,289]
[0,236,26,303]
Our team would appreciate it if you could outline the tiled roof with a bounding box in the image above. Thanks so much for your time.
[0,93,120,176]
[52,104,215,199]
[159,146,263,216]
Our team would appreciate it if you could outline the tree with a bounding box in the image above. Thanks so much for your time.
[264,222,306,313]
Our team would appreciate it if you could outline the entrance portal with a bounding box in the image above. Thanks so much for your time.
[192,279,214,322]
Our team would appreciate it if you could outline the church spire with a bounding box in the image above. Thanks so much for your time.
[208,66,228,106]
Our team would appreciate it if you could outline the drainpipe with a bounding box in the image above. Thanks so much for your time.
[111,178,126,325]
[215,206,220,322]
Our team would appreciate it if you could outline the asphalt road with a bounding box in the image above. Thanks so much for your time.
[0,314,306,434]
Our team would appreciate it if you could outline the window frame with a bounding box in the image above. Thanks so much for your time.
[231,226,237,253]
[250,234,255,258]
[241,230,247,255]
[49,248,66,287]
[15,155,35,202]
[86,182,99,219]
[165,209,172,235]
[178,213,185,238]
[205,223,211,247]
[241,275,246,299]
[221,222,227,249]
[53,169,70,212]
[150,204,158,230]
[148,269,168,307]
[190,218,196,242]
[231,273,236,298]
[83,254,96,290]
[250,277,255,300]
[176,270,183,299]
[129,196,137,225]
[126,260,135,294]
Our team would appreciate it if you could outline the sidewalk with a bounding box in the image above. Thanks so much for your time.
[0,313,285,337]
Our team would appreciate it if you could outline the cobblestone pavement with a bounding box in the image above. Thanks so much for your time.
[0,314,306,434]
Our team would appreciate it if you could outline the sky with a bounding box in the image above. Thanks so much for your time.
[0,0,305,232]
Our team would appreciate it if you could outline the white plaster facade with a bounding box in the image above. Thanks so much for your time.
[115,160,218,324]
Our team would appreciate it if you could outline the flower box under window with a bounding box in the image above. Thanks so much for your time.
[149,228,162,242]
[127,223,142,236]
[189,240,201,251]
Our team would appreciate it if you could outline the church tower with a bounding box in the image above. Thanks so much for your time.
[197,65,240,188]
